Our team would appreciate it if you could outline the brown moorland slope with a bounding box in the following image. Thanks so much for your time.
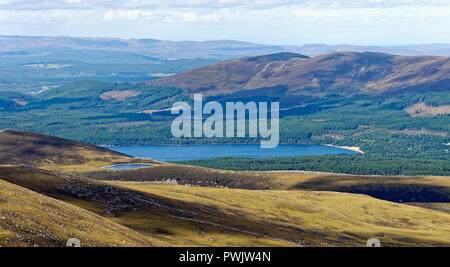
[1,165,449,247]
[0,178,156,247]
[149,52,450,98]
[111,181,450,247]
[0,165,296,247]
[83,165,450,203]
[0,129,157,171]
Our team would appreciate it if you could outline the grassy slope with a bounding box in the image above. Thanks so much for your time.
[408,203,450,214]
[4,164,449,247]
[81,163,450,203]
[81,164,275,189]
[0,165,292,247]
[269,171,450,190]
[0,130,449,246]
[0,129,158,172]
[266,171,450,202]
[0,179,157,247]
[110,182,450,247]
[1,162,449,247]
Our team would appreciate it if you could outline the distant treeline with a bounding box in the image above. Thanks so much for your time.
[176,154,450,176]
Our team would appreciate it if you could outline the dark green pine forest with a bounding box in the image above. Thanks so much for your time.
[0,79,448,176]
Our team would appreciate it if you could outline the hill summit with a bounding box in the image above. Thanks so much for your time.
[149,52,450,98]
[0,129,130,168]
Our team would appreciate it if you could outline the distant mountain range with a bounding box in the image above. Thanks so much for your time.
[0,36,297,59]
[150,52,450,100]
[2,35,449,93]
[1,36,450,59]
[297,44,450,57]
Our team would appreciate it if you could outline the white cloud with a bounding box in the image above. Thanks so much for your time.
[0,9,100,24]
[103,8,224,23]
[0,0,448,44]
[0,0,449,10]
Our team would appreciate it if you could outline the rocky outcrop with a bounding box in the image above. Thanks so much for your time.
[56,183,191,218]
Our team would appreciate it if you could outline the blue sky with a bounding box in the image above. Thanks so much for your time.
[0,0,449,45]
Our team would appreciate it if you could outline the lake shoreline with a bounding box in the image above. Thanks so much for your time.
[107,144,360,162]
[325,144,364,154]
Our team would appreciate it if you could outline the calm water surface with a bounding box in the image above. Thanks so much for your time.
[104,163,155,170]
[108,144,359,162]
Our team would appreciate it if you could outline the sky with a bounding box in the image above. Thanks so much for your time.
[0,0,449,45]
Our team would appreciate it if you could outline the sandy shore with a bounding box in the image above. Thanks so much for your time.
[325,144,364,154]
